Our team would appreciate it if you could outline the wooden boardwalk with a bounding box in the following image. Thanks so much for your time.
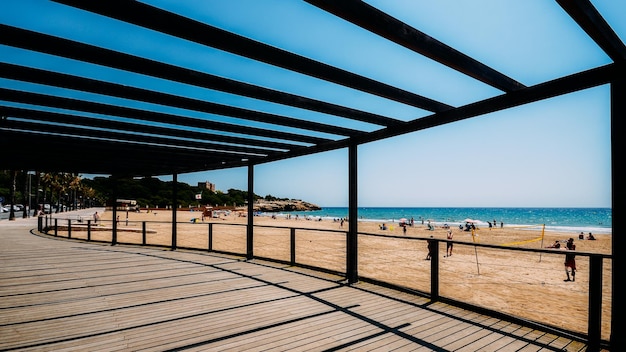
[0,221,595,351]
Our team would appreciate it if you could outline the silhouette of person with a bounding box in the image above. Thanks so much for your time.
[564,238,576,282]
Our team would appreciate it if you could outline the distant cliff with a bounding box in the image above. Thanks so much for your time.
[252,200,321,212]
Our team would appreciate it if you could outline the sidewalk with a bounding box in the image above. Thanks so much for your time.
[0,208,105,227]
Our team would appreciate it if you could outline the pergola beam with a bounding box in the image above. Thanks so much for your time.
[305,0,526,93]
[0,24,404,128]
[53,0,453,113]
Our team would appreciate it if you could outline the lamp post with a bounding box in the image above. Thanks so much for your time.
[27,172,32,218]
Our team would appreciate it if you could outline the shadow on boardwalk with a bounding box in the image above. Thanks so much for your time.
[0,220,599,351]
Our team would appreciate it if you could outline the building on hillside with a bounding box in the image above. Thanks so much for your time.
[198,181,216,192]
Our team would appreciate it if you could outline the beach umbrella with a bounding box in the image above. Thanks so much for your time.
[463,218,474,223]
[399,218,407,222]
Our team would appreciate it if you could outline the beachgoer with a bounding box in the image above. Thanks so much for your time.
[500,221,503,228]
[446,230,453,257]
[578,232,584,240]
[564,238,576,282]
[425,236,435,260]
[587,232,595,240]
[403,224,407,234]
[546,240,560,249]
[93,211,99,223]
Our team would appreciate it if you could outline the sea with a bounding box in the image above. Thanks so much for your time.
[261,207,612,235]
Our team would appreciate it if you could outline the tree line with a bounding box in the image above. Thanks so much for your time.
[0,171,291,219]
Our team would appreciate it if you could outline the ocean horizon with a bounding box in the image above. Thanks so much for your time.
[261,207,612,235]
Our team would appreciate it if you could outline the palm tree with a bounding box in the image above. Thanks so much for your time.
[21,170,29,218]
[8,170,17,221]
[40,172,54,213]
[32,171,41,217]
[69,173,81,211]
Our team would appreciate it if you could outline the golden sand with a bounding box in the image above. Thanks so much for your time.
[94,209,612,339]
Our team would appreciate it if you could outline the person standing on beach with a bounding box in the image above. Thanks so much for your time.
[564,238,576,282]
[446,230,453,257]
[93,211,99,224]
[425,236,434,260]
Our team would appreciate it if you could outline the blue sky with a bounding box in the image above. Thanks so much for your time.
[1,1,622,207]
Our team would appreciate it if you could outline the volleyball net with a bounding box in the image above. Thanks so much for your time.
[470,224,546,247]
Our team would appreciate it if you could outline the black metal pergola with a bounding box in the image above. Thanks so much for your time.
[1,1,623,349]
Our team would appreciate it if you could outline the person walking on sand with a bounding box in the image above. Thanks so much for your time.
[93,211,100,224]
[564,238,576,282]
[445,230,453,257]
[425,236,434,260]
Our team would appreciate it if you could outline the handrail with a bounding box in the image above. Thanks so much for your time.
[38,216,611,348]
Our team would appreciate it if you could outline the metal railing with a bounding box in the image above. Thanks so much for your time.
[38,216,611,349]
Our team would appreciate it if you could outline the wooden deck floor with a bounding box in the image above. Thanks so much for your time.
[1,222,595,351]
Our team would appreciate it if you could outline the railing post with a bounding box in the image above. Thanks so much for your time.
[346,143,358,284]
[208,223,213,251]
[87,219,91,241]
[431,239,440,301]
[68,219,72,238]
[37,215,42,232]
[54,218,58,236]
[142,221,147,245]
[588,255,602,351]
[290,228,296,265]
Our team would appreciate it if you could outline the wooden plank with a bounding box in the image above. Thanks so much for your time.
[0,227,596,351]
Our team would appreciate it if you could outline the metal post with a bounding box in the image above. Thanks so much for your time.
[112,181,118,246]
[142,221,146,245]
[588,255,602,351]
[347,144,358,284]
[208,223,213,251]
[171,173,177,250]
[610,70,624,352]
[67,219,71,239]
[87,219,91,241]
[246,164,254,260]
[290,228,296,265]
[430,239,439,301]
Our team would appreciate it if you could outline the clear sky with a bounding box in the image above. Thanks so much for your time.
[1,1,622,208]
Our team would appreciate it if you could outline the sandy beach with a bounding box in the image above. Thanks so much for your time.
[90,209,612,340]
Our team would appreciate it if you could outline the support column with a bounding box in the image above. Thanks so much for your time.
[610,67,624,352]
[347,144,358,284]
[111,176,118,245]
[246,164,254,260]
[171,173,177,250]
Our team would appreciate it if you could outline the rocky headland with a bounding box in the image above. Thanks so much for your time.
[251,200,321,212]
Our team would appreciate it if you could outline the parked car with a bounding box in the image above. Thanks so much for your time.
[2,204,23,212]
